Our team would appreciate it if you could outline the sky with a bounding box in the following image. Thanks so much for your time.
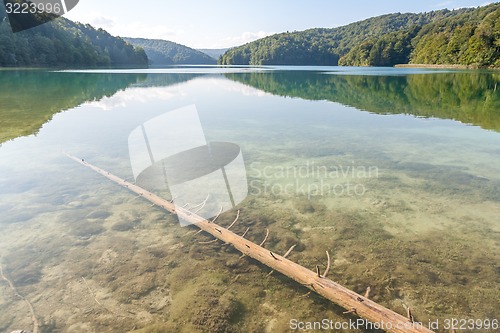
[65,0,493,49]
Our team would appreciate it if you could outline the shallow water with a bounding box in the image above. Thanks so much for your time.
[0,67,498,333]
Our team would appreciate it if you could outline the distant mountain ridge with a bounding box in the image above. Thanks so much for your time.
[123,37,216,65]
[197,48,229,60]
[219,3,500,68]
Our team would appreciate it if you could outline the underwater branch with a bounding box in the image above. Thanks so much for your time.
[65,153,434,333]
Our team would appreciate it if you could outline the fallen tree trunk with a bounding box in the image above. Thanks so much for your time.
[66,154,434,333]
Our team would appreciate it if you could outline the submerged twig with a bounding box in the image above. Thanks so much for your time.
[343,308,357,315]
[402,303,415,323]
[191,193,210,209]
[323,251,331,278]
[408,307,414,323]
[184,230,199,236]
[267,244,296,277]
[227,210,240,230]
[131,193,143,201]
[81,276,104,307]
[81,277,133,319]
[259,229,269,247]
[364,287,371,299]
[241,227,250,238]
[223,210,240,245]
[0,262,39,333]
[284,244,297,257]
[192,193,210,214]
[193,203,207,214]
[210,207,223,223]
[199,239,218,245]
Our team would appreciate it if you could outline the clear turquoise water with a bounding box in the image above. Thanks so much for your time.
[0,67,498,333]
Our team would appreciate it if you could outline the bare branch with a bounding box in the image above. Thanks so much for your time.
[284,244,296,257]
[402,303,415,323]
[364,287,371,299]
[241,227,250,238]
[1,262,40,333]
[323,250,331,278]
[259,228,270,247]
[227,209,240,230]
[199,239,218,245]
[343,308,357,315]
[210,206,223,223]
[267,244,296,277]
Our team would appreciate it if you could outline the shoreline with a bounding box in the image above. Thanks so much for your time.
[394,63,500,70]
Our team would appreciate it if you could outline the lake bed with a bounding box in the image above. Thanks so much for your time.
[0,66,498,333]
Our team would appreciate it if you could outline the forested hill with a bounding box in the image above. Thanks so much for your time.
[0,5,148,67]
[197,48,229,60]
[124,38,216,65]
[219,3,500,68]
[341,3,500,67]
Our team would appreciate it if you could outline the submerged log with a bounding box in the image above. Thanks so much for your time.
[66,154,434,333]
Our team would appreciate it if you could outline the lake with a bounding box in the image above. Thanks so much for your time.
[0,67,499,333]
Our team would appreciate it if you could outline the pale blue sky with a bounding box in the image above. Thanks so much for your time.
[65,0,493,48]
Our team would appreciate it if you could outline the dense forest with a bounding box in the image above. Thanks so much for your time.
[219,3,500,68]
[124,38,216,65]
[409,4,500,67]
[0,4,148,67]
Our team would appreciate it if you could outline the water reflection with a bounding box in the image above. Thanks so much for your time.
[3,68,497,146]
[225,70,500,131]
[0,68,498,332]
[0,71,204,143]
